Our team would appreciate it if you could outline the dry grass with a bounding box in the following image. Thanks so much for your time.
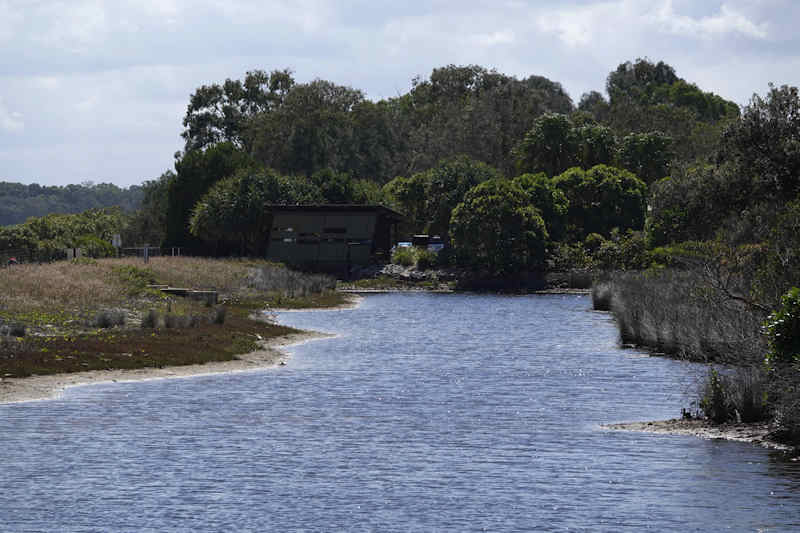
[0,257,339,329]
[117,256,261,292]
[0,256,342,377]
[0,261,127,326]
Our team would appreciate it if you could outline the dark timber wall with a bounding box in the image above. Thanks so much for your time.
[265,205,403,273]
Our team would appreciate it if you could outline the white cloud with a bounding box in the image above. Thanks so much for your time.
[652,1,768,40]
[473,30,516,47]
[537,0,768,48]
[0,97,23,132]
[0,0,796,186]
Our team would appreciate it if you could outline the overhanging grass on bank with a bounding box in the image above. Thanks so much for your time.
[594,269,766,364]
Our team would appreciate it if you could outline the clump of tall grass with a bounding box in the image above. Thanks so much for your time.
[245,263,335,298]
[591,280,613,311]
[698,366,769,423]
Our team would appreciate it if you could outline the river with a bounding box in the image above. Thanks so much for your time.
[1,293,799,532]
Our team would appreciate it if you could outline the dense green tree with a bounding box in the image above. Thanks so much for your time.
[514,113,578,177]
[401,65,574,177]
[718,84,800,198]
[311,168,355,204]
[575,123,617,169]
[181,69,295,152]
[606,59,679,105]
[450,179,548,275]
[553,165,647,239]
[424,156,502,242]
[382,174,429,237]
[578,91,610,122]
[382,156,502,240]
[123,171,174,247]
[351,179,387,205]
[600,59,738,168]
[165,142,255,248]
[511,173,569,241]
[617,131,672,183]
[189,169,325,255]
[249,79,364,178]
[647,85,800,248]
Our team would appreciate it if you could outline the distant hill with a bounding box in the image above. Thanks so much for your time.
[0,181,143,226]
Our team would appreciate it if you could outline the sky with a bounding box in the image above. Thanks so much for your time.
[1,0,798,188]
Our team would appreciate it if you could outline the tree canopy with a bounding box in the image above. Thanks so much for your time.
[552,165,648,240]
[451,179,548,275]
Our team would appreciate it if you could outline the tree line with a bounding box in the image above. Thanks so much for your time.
[1,58,744,276]
[0,181,142,226]
[131,59,732,265]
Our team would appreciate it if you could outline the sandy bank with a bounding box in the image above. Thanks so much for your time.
[0,293,364,405]
[272,293,364,311]
[0,330,331,405]
[603,419,795,452]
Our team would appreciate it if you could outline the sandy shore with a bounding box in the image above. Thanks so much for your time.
[0,293,363,405]
[0,330,331,405]
[603,419,795,452]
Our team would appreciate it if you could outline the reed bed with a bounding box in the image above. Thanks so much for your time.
[599,269,767,364]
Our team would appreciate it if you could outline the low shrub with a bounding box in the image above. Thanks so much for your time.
[0,323,26,337]
[213,306,227,324]
[701,368,732,423]
[764,287,800,367]
[112,265,157,295]
[141,309,165,329]
[415,249,438,270]
[392,247,416,267]
[93,309,126,328]
[391,247,440,270]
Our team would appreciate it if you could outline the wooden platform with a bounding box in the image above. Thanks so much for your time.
[148,285,218,305]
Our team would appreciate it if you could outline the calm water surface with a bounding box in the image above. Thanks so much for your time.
[1,293,799,532]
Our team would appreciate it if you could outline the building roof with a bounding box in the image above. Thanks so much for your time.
[265,204,404,221]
